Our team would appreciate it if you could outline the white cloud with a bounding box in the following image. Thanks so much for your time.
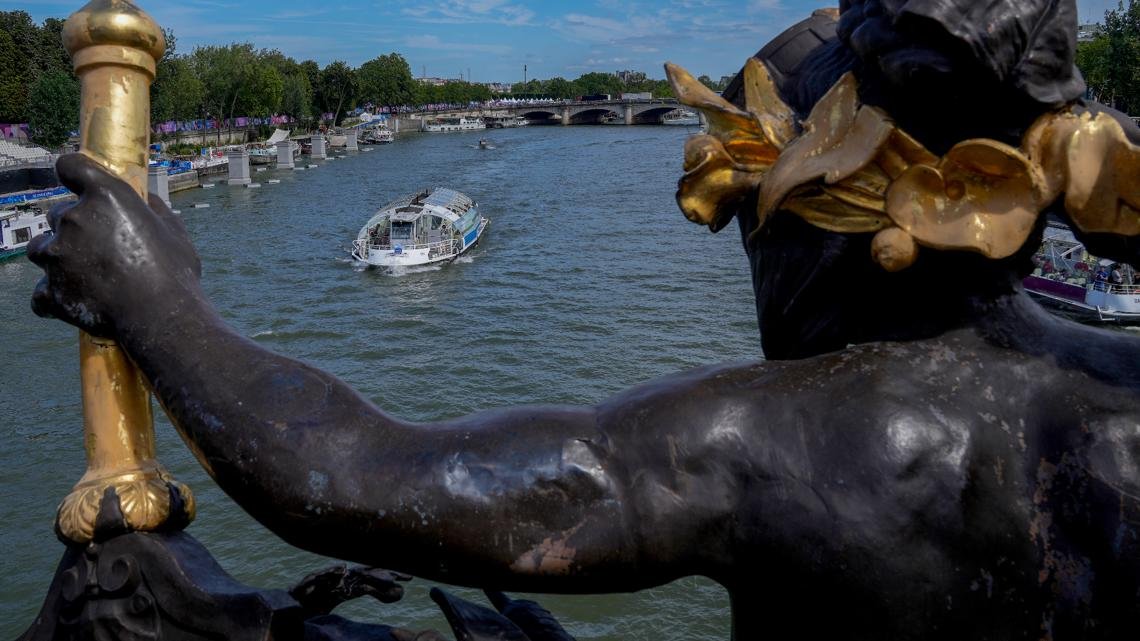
[400,0,535,26]
[403,34,513,55]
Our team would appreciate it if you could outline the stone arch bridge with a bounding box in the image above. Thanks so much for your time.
[405,99,691,127]
[506,98,682,125]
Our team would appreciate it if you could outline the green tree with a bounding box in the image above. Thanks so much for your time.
[281,71,313,120]
[190,43,282,127]
[513,78,545,97]
[0,29,28,122]
[572,71,621,97]
[151,29,204,122]
[0,11,39,73]
[357,53,414,107]
[26,70,78,148]
[316,60,357,123]
[299,59,321,118]
[36,17,70,76]
[152,56,204,122]
[1077,1,1140,114]
[545,76,574,99]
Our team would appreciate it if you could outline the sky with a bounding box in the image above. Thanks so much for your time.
[0,0,1126,85]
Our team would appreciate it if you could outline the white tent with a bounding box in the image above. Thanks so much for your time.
[265,128,290,145]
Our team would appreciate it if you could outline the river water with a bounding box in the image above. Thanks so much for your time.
[0,124,761,639]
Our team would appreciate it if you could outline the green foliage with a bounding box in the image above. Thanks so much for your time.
[165,142,203,156]
[0,29,28,122]
[0,10,79,123]
[281,72,313,120]
[545,77,574,99]
[414,80,493,105]
[190,43,285,122]
[1077,1,1140,115]
[26,70,78,148]
[572,71,622,97]
[317,60,357,123]
[358,53,415,107]
[152,56,204,122]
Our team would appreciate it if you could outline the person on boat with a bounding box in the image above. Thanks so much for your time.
[1095,265,1110,291]
[1111,264,1125,286]
[26,1,1140,638]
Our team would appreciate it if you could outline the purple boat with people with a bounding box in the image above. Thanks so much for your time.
[1024,223,1140,323]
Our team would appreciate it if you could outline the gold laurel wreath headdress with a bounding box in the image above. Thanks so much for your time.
[665,60,1140,271]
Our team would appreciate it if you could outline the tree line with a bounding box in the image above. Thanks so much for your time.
[0,10,681,150]
[1077,0,1140,116]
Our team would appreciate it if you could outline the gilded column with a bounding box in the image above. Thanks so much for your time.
[55,0,194,544]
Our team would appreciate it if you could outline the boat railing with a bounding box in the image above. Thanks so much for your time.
[353,237,459,258]
[1103,283,1140,295]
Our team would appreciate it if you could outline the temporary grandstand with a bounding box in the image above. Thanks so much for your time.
[0,140,53,168]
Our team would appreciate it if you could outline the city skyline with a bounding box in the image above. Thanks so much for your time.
[2,0,1124,84]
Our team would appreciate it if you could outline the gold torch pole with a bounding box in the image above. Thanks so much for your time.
[55,0,193,544]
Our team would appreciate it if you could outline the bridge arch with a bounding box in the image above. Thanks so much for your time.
[630,106,680,125]
[519,109,560,124]
[569,107,621,125]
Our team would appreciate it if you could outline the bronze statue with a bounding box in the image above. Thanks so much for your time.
[23,1,1140,639]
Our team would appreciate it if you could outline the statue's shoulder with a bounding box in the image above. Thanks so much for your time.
[722,8,839,109]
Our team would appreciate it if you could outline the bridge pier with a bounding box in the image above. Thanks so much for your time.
[276,140,294,169]
[624,104,633,125]
[561,107,570,126]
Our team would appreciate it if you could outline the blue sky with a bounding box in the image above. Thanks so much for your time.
[2,0,1123,84]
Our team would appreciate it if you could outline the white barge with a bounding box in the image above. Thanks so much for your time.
[1,207,49,261]
[422,117,485,132]
[351,187,488,268]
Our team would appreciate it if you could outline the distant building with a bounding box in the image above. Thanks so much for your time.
[719,75,735,90]
[615,69,647,84]
[416,77,460,87]
[1078,23,1102,43]
[484,82,513,94]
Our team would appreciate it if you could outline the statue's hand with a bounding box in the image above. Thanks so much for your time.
[28,153,202,339]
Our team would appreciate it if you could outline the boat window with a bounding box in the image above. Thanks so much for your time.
[13,227,30,244]
[391,221,413,240]
[430,216,443,230]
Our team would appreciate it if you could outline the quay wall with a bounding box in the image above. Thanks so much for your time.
[169,171,199,193]
[154,128,252,149]
[0,166,59,194]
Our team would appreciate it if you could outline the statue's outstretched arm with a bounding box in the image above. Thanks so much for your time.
[28,154,728,592]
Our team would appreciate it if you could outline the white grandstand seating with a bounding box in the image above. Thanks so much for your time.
[0,140,52,167]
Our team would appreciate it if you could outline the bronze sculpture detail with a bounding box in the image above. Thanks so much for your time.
[21,1,1140,639]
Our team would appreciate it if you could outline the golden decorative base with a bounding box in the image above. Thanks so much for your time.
[56,464,195,543]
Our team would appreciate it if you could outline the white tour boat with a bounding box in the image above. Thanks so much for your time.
[362,126,394,144]
[422,117,485,132]
[1,207,49,261]
[351,187,489,268]
[1023,223,1140,323]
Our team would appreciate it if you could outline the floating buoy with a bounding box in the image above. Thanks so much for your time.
[200,183,215,189]
[193,203,210,208]
[267,179,281,184]
[246,183,261,188]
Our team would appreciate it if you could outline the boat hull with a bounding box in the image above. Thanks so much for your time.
[1024,275,1140,323]
[0,246,28,261]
